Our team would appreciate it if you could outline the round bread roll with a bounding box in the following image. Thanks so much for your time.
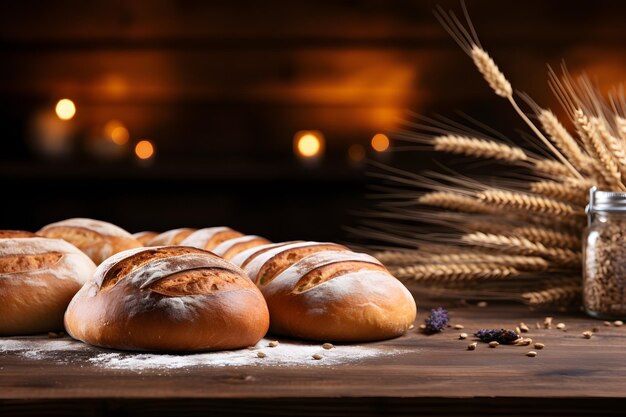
[232,241,416,342]
[65,246,270,351]
[0,233,96,335]
[38,218,142,264]
[145,228,196,246]
[132,231,159,246]
[181,227,270,260]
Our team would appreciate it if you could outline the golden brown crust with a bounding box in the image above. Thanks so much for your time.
[237,243,417,342]
[64,246,270,351]
[145,228,196,246]
[255,243,349,287]
[148,268,252,297]
[204,230,244,250]
[237,241,303,269]
[0,230,38,238]
[0,237,96,335]
[292,260,386,293]
[0,275,85,335]
[38,219,142,264]
[264,270,416,342]
[99,246,208,290]
[219,236,272,260]
[0,252,63,274]
[133,231,159,245]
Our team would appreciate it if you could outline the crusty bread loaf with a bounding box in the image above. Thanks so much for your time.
[132,231,159,245]
[232,241,416,342]
[181,228,270,260]
[179,227,243,250]
[38,218,142,264]
[0,233,96,335]
[145,228,196,246]
[64,246,270,351]
[211,235,272,260]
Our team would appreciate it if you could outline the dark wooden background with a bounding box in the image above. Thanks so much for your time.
[1,0,625,241]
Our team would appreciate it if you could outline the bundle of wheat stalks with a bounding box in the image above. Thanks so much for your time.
[355,4,626,308]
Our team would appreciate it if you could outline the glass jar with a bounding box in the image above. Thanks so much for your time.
[584,187,626,319]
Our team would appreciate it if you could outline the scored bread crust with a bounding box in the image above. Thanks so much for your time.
[38,218,142,264]
[211,235,272,260]
[64,246,270,351]
[179,227,245,252]
[132,231,159,246]
[144,228,197,246]
[235,243,416,342]
[0,235,97,335]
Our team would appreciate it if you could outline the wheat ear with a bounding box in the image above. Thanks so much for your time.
[616,115,626,140]
[575,109,625,190]
[593,116,626,173]
[461,232,581,266]
[392,263,520,283]
[538,109,588,171]
[469,46,582,179]
[511,226,581,249]
[418,191,493,214]
[478,190,582,217]
[375,250,550,271]
[529,180,590,206]
[533,159,577,179]
[522,283,581,306]
[432,135,528,162]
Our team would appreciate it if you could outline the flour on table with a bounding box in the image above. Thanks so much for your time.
[0,337,407,371]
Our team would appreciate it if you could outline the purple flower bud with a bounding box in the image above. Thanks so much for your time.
[424,307,449,334]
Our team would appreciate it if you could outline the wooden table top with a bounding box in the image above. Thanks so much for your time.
[2,302,625,416]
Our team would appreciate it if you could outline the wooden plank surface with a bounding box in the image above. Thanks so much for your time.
[1,303,625,404]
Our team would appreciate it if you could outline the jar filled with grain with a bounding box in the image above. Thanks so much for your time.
[584,187,626,319]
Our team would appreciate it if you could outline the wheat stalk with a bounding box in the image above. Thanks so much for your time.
[538,109,589,172]
[354,4,626,307]
[393,262,520,283]
[432,135,528,162]
[511,226,581,250]
[576,109,625,190]
[593,116,626,173]
[461,232,581,266]
[533,159,577,178]
[418,191,493,214]
[529,180,590,206]
[522,283,581,306]
[469,45,582,178]
[615,116,626,140]
[470,46,512,98]
[478,189,583,217]
[375,250,550,271]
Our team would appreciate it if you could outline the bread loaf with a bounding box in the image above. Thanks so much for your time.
[133,231,159,245]
[181,227,270,260]
[232,241,416,342]
[64,246,270,351]
[145,228,196,246]
[0,232,96,335]
[38,218,142,264]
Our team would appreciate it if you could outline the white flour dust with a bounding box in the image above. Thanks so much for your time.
[0,337,406,370]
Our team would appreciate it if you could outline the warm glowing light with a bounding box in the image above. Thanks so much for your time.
[104,120,129,145]
[55,99,76,120]
[294,130,324,158]
[348,144,366,162]
[135,140,155,160]
[371,133,390,152]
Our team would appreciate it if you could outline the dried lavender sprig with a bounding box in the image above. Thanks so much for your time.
[424,307,449,334]
[474,329,520,344]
